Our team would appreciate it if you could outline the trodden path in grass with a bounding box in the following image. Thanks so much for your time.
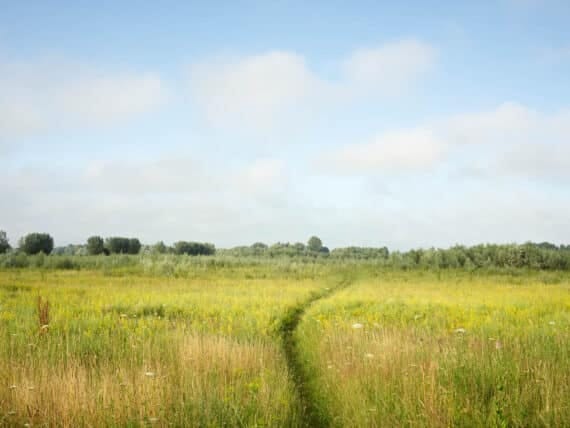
[277,276,354,428]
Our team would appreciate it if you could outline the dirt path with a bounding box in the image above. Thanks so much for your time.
[277,276,353,428]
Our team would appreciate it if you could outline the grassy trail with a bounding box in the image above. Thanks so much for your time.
[277,276,354,428]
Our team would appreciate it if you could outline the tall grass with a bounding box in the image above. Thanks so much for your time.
[297,270,570,427]
[0,267,329,427]
[2,265,569,426]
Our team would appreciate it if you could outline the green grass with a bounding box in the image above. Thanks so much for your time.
[1,265,569,427]
[0,266,330,427]
[297,269,570,427]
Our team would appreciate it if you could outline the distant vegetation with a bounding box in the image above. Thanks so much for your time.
[0,231,10,254]
[173,241,215,256]
[19,233,54,255]
[1,229,570,270]
[105,237,142,255]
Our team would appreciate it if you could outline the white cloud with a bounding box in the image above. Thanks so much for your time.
[189,51,321,130]
[188,39,436,131]
[0,102,46,139]
[238,158,286,194]
[318,102,570,180]
[342,39,436,94]
[83,157,212,194]
[0,58,166,141]
[499,142,570,180]
[319,129,445,174]
[444,103,570,180]
[443,102,539,145]
[58,74,164,125]
[81,156,288,198]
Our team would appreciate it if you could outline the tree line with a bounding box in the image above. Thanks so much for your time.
[1,230,570,270]
[0,232,215,256]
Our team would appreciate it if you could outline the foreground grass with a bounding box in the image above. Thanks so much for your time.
[2,265,570,427]
[297,270,570,427]
[0,267,330,427]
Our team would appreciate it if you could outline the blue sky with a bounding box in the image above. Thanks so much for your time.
[1,0,570,249]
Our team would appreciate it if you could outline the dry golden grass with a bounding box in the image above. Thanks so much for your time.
[2,334,294,427]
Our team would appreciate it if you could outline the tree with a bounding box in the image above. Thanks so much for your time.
[105,237,131,254]
[293,242,306,253]
[307,236,323,252]
[20,233,54,255]
[251,242,268,250]
[86,236,105,255]
[128,238,141,255]
[0,231,10,254]
[173,241,215,256]
[152,241,168,254]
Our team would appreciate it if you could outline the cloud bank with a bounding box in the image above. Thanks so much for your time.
[0,58,165,142]
[188,39,436,131]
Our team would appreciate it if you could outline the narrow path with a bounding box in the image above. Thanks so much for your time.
[277,276,353,428]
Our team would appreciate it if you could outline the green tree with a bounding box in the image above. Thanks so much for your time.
[86,236,105,255]
[128,238,141,254]
[0,230,10,254]
[307,236,323,252]
[105,237,141,254]
[20,233,54,255]
[105,237,130,254]
[174,241,215,256]
[152,241,168,254]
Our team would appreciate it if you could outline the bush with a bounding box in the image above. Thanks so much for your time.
[0,252,29,268]
[52,257,79,270]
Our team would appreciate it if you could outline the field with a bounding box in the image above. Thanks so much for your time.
[1,260,569,427]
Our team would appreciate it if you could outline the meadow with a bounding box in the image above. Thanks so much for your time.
[0,258,569,427]
[297,269,570,427]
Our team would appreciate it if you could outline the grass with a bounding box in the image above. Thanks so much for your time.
[297,269,570,427]
[0,266,330,427]
[1,264,570,427]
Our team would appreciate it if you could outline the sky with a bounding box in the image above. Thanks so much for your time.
[1,0,570,250]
